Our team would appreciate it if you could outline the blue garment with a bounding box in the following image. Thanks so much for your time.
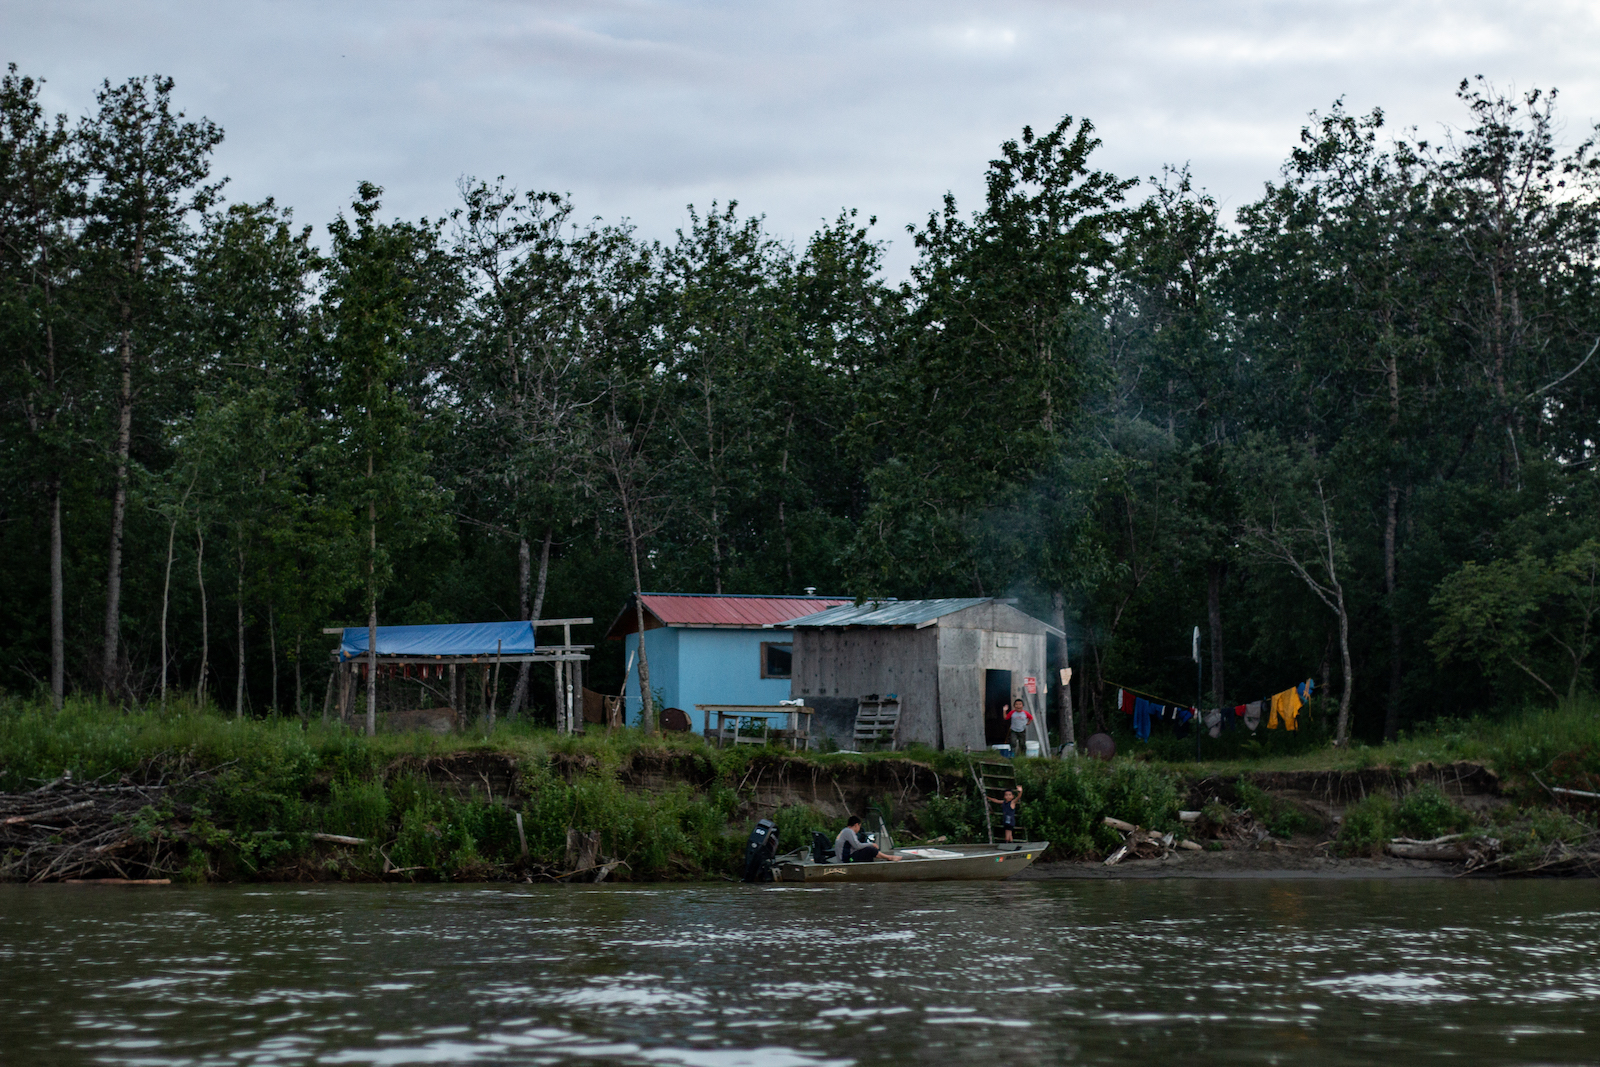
[1298,679,1315,701]
[1133,697,1154,741]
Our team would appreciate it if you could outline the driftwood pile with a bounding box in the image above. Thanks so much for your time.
[1100,814,1204,865]
[0,772,188,883]
[1388,832,1600,876]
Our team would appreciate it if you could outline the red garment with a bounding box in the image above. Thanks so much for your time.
[1234,704,1247,717]
[1121,689,1135,715]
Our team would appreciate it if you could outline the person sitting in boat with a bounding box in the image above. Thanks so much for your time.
[834,816,902,863]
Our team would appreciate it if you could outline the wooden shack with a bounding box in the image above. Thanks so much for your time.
[780,598,1063,752]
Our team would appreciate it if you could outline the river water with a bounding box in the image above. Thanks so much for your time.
[2,878,1597,1066]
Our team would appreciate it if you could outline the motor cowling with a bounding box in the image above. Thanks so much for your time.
[742,819,780,883]
[810,830,835,864]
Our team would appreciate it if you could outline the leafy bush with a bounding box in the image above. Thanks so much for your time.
[771,804,830,855]
[1394,784,1472,839]
[323,776,391,841]
[1335,795,1393,856]
[1235,780,1322,838]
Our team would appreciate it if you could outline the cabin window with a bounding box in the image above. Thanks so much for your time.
[761,642,793,679]
[995,635,1019,648]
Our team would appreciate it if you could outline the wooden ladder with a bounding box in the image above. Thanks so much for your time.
[853,696,902,751]
[968,757,1019,845]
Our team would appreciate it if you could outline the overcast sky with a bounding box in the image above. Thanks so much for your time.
[7,1,1600,276]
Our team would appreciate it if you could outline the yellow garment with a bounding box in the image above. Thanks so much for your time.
[1267,687,1302,731]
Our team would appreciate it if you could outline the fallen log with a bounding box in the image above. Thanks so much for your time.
[310,833,367,846]
[1103,844,1131,866]
[63,878,171,885]
[1385,841,1468,861]
[1177,839,1203,851]
[1102,816,1137,833]
[3,800,94,826]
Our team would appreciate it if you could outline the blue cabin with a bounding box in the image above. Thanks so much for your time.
[605,593,851,733]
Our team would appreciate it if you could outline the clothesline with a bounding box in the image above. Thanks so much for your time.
[1102,680,1193,709]
[1104,676,1316,741]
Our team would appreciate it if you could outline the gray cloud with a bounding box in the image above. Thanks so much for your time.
[7,0,1598,274]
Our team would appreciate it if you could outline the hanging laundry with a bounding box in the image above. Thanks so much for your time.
[1133,698,1154,741]
[1244,700,1262,731]
[1268,686,1303,731]
[1120,689,1135,715]
[1205,708,1223,739]
[1297,679,1315,702]
[1234,704,1247,717]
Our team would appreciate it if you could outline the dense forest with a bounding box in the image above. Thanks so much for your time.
[2,66,1597,745]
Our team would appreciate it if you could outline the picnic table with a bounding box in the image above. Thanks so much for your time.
[698,704,814,751]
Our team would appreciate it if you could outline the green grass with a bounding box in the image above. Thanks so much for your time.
[3,694,1596,879]
[1143,696,1600,782]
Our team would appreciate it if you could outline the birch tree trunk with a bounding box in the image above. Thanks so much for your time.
[160,514,177,711]
[195,528,209,707]
[50,476,64,710]
[235,544,246,718]
[1051,589,1074,749]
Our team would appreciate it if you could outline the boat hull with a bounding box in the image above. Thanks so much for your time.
[771,842,1047,883]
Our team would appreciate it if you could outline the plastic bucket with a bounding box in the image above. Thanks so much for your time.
[1024,740,1041,758]
[990,743,1013,758]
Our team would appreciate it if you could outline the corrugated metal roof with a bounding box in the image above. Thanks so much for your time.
[781,597,993,628]
[605,593,853,639]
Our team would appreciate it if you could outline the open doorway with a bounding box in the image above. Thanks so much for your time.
[984,669,1012,745]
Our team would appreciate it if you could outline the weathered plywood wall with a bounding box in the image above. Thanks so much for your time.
[938,603,1050,750]
[790,628,940,747]
[936,625,985,750]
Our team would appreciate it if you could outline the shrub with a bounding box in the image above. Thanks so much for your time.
[1394,784,1472,840]
[1336,795,1393,856]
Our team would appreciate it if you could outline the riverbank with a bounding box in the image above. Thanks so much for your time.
[1,697,1596,882]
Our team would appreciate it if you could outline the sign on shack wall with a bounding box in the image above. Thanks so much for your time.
[1024,676,1037,694]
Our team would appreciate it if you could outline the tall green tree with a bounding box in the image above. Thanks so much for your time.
[78,74,223,698]
[320,183,453,734]
[0,66,82,707]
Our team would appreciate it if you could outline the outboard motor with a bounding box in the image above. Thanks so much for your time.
[810,830,835,864]
[742,819,780,883]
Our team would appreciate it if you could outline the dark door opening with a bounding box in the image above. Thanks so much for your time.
[984,669,1013,745]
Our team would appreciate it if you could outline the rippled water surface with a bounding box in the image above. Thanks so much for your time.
[2,879,1598,1066]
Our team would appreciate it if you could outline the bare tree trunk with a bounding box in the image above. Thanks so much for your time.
[295,633,303,720]
[101,296,138,699]
[1207,561,1227,708]
[50,475,64,710]
[508,529,550,718]
[160,514,177,711]
[268,605,278,716]
[235,544,246,718]
[1051,589,1074,749]
[195,527,208,707]
[629,532,655,736]
[366,455,377,738]
[1382,481,1402,741]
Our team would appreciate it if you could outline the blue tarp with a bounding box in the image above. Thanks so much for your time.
[339,621,536,660]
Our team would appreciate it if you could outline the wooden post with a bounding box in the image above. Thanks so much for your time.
[488,640,502,732]
[554,660,566,734]
[448,663,457,718]
[573,659,583,733]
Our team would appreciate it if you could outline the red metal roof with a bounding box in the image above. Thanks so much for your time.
[605,593,853,639]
